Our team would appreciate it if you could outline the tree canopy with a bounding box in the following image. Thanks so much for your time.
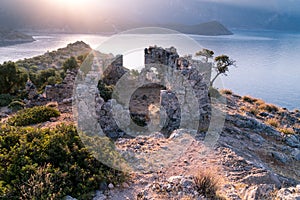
[195,48,215,62]
[211,54,236,86]
[0,62,28,94]
[195,49,236,86]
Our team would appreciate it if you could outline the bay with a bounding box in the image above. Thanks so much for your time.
[0,30,299,110]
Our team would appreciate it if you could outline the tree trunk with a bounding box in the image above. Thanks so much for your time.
[210,73,221,87]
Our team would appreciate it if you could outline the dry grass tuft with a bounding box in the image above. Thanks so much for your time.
[255,99,265,106]
[240,106,259,115]
[242,96,257,104]
[220,89,233,95]
[278,127,295,135]
[266,118,280,128]
[194,170,225,200]
[258,103,279,113]
[46,101,58,108]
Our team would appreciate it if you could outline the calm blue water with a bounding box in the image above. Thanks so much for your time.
[192,30,300,110]
[0,31,299,110]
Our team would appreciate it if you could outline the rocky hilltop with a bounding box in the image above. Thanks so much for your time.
[0,45,299,199]
[16,41,92,69]
[0,28,35,46]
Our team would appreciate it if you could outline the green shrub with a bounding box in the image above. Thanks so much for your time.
[7,106,60,126]
[8,101,25,112]
[20,164,62,200]
[63,56,79,72]
[0,124,127,199]
[0,62,28,94]
[0,94,12,107]
[97,80,114,102]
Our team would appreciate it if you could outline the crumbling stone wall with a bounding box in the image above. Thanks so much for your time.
[132,46,211,136]
[24,80,48,107]
[45,70,77,103]
[76,46,212,139]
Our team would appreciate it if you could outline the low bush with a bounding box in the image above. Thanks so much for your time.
[0,124,127,199]
[0,94,12,107]
[63,56,79,72]
[8,101,25,112]
[7,106,60,126]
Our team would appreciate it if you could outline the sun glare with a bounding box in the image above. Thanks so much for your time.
[51,0,87,9]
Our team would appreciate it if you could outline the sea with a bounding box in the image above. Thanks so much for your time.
[0,30,299,110]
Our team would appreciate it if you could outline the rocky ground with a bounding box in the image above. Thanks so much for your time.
[1,77,300,200]
[11,90,296,200]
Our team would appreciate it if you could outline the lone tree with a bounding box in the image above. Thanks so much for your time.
[211,55,235,86]
[195,48,214,62]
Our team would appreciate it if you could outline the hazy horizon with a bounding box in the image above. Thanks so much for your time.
[1,0,300,33]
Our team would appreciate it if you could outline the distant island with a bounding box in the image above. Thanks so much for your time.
[117,20,233,36]
[0,28,35,46]
[165,21,233,36]
[116,21,233,36]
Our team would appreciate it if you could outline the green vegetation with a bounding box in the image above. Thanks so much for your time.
[63,56,79,72]
[195,48,214,62]
[8,101,25,112]
[0,124,127,199]
[0,51,86,104]
[195,49,235,87]
[7,106,60,126]
[0,62,27,94]
[97,80,114,102]
[0,94,13,107]
[211,55,236,86]
[29,68,64,92]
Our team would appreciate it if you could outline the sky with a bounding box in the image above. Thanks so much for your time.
[1,0,300,32]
